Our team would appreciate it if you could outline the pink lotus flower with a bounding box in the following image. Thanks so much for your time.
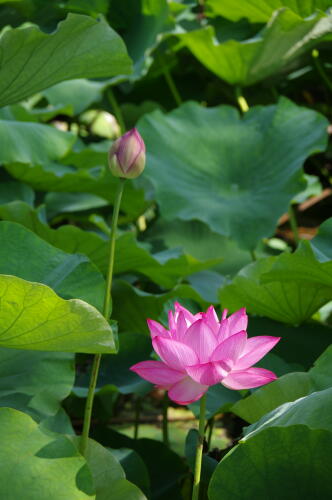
[130,303,280,405]
[108,128,145,179]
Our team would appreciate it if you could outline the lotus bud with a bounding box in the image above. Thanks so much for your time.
[108,128,146,179]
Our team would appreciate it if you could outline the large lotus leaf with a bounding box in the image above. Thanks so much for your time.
[91,427,188,500]
[145,219,252,277]
[244,388,332,441]
[180,9,332,86]
[139,98,327,250]
[209,426,332,500]
[207,0,332,22]
[0,221,105,310]
[309,217,332,261]
[70,437,146,500]
[0,407,95,499]
[0,120,75,165]
[0,202,219,288]
[232,372,312,423]
[0,13,132,107]
[0,274,115,353]
[309,344,332,390]
[220,242,332,324]
[0,347,74,423]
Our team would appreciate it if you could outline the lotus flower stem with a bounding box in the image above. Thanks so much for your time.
[134,396,141,440]
[158,54,182,107]
[80,178,126,456]
[162,392,170,447]
[312,49,332,93]
[192,393,207,500]
[288,204,299,245]
[108,88,126,134]
[206,417,214,451]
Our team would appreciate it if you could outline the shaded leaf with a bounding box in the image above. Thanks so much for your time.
[0,13,132,107]
[139,98,327,249]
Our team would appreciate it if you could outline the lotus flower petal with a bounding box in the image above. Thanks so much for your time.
[186,362,224,385]
[227,308,248,334]
[130,360,184,387]
[153,336,198,371]
[211,331,247,364]
[235,335,281,370]
[147,319,168,339]
[221,367,277,390]
[168,376,208,405]
[203,305,220,335]
[182,319,218,363]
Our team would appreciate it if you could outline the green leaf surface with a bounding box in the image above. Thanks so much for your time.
[0,407,95,499]
[232,372,312,423]
[139,98,327,250]
[0,202,217,288]
[207,0,332,23]
[220,242,332,324]
[310,217,332,261]
[189,384,241,419]
[0,221,105,310]
[0,119,75,165]
[43,79,104,115]
[209,426,332,500]
[244,387,332,439]
[0,180,34,205]
[0,347,74,423]
[0,13,132,107]
[0,274,115,353]
[111,448,150,497]
[91,427,188,500]
[71,437,146,500]
[180,9,332,86]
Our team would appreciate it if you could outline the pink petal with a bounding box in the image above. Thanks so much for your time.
[203,305,219,335]
[217,319,230,342]
[174,302,196,324]
[186,362,224,385]
[117,129,145,173]
[152,336,198,371]
[130,360,184,387]
[221,308,228,320]
[168,376,208,405]
[234,336,281,370]
[228,308,248,335]
[147,319,168,339]
[168,310,176,334]
[211,331,247,364]
[182,319,218,363]
[173,311,189,341]
[221,367,277,390]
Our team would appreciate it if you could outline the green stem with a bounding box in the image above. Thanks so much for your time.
[288,204,300,246]
[80,178,126,456]
[108,88,126,134]
[192,394,206,500]
[312,49,332,93]
[162,392,170,447]
[207,417,214,451]
[250,250,257,261]
[159,54,182,107]
[235,86,249,113]
[134,396,141,440]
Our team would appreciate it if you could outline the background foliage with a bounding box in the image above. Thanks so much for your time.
[0,0,332,498]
